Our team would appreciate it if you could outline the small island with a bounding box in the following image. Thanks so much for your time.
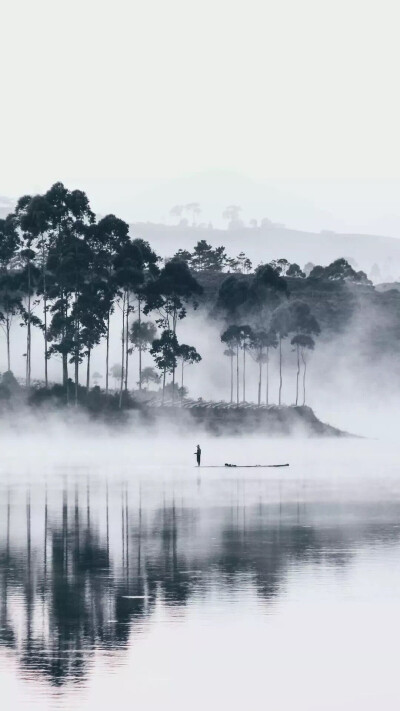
[1,182,393,439]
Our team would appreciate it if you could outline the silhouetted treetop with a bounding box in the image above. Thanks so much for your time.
[309,258,371,284]
[144,259,203,322]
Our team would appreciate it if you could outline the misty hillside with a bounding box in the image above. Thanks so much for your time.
[194,270,400,364]
[375,282,400,293]
[2,191,400,278]
[132,222,400,280]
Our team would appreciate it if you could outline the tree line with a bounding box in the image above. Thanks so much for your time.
[216,265,321,406]
[0,182,370,409]
[0,183,204,405]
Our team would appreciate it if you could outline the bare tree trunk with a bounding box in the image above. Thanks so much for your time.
[44,294,48,387]
[63,354,68,392]
[243,345,246,403]
[301,349,307,405]
[124,293,129,392]
[162,367,166,404]
[258,358,262,406]
[106,482,109,563]
[26,320,31,386]
[236,344,239,405]
[44,487,48,581]
[74,318,79,407]
[278,336,282,406]
[62,294,69,396]
[26,263,31,388]
[42,243,48,388]
[27,320,31,387]
[230,354,233,403]
[74,361,79,406]
[125,488,129,576]
[105,310,110,394]
[121,490,125,571]
[86,349,91,393]
[295,344,300,406]
[181,360,184,404]
[6,317,10,371]
[138,296,142,390]
[119,294,126,409]
[63,354,68,390]
[172,307,177,403]
[266,348,269,406]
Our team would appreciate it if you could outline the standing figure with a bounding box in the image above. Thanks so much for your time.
[195,444,201,467]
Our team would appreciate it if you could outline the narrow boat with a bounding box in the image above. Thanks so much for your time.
[199,463,289,468]
[225,463,289,468]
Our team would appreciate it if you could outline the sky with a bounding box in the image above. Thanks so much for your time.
[2,0,400,233]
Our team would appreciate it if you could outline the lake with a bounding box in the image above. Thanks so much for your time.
[0,433,399,710]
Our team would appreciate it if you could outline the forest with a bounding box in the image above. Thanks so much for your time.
[0,182,390,415]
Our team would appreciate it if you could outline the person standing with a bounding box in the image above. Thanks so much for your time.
[195,444,201,466]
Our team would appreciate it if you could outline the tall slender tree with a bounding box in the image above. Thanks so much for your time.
[270,304,293,405]
[221,326,241,405]
[264,330,278,406]
[16,193,53,385]
[144,260,202,399]
[113,240,146,404]
[241,325,253,403]
[18,250,41,389]
[190,240,227,272]
[177,343,201,396]
[289,302,320,405]
[249,329,277,406]
[150,329,179,403]
[15,196,41,388]
[0,215,21,371]
[223,348,235,403]
[140,366,161,390]
[130,239,160,390]
[291,334,316,405]
[45,184,95,397]
[129,319,157,389]
[94,215,130,394]
[221,325,252,405]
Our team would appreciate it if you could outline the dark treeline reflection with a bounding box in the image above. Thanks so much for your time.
[0,478,400,687]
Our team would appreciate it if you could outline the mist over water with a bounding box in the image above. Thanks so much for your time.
[1,434,400,710]
[3,281,397,442]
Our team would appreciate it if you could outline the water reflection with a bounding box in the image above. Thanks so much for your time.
[1,474,400,689]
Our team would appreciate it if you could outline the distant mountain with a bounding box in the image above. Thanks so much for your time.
[117,171,346,232]
[375,282,400,293]
[131,222,400,279]
[1,183,399,279]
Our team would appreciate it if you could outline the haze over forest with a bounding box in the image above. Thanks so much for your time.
[1,180,400,439]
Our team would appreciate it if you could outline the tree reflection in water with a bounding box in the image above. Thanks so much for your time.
[0,476,399,688]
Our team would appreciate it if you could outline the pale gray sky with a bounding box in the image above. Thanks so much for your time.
[2,0,400,232]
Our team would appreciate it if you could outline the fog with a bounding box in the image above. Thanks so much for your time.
[2,281,398,441]
[1,429,400,710]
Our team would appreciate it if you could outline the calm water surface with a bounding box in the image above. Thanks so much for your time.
[1,436,400,710]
